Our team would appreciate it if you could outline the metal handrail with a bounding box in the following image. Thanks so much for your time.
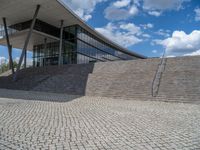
[151,49,167,97]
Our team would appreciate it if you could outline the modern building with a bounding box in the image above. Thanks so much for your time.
[0,0,146,79]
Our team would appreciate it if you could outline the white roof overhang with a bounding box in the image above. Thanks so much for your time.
[0,0,77,27]
[0,30,59,50]
[0,0,146,58]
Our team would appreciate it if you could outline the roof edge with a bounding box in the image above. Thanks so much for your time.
[56,0,147,59]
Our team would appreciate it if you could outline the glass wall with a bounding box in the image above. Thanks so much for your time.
[76,25,138,63]
[77,26,122,64]
[33,42,59,67]
[33,24,139,67]
[63,26,77,64]
[33,40,78,67]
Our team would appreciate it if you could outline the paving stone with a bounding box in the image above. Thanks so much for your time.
[0,90,200,149]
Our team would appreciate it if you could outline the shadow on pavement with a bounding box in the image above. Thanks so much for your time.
[0,89,82,102]
[0,64,95,96]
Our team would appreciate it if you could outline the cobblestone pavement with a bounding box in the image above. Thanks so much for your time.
[0,92,200,149]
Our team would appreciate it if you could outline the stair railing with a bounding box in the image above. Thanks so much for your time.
[151,49,167,97]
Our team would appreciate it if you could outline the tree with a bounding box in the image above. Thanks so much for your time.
[0,60,19,74]
[13,61,18,69]
[0,63,9,74]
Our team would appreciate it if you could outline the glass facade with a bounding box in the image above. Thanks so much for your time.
[33,25,141,67]
[33,40,77,67]
[76,26,137,63]
[77,26,121,64]
[14,22,141,67]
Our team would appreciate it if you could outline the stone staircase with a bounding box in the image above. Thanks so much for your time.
[156,56,200,103]
[86,56,200,103]
[0,56,199,103]
[151,57,167,97]
[86,59,160,99]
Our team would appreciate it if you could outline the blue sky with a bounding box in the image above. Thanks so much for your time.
[65,0,200,57]
[0,0,200,63]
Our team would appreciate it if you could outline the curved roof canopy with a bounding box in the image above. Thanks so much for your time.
[0,0,146,58]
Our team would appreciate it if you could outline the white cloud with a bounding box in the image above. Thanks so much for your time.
[148,11,162,17]
[184,49,200,56]
[146,23,154,28]
[113,0,131,8]
[120,23,141,34]
[167,55,176,58]
[154,30,200,56]
[141,23,154,29]
[13,57,18,61]
[142,34,151,38]
[26,58,33,66]
[63,0,191,21]
[143,0,189,11]
[155,29,171,37]
[95,22,142,47]
[0,57,8,65]
[62,0,107,21]
[152,50,157,53]
[143,0,190,17]
[104,1,139,21]
[129,5,139,15]
[133,0,141,6]
[194,8,200,21]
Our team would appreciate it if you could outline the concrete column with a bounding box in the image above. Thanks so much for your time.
[43,38,47,66]
[14,5,40,81]
[2,17,15,75]
[58,20,64,66]
[24,49,27,68]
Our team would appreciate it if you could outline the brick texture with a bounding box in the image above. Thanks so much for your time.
[0,56,200,103]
